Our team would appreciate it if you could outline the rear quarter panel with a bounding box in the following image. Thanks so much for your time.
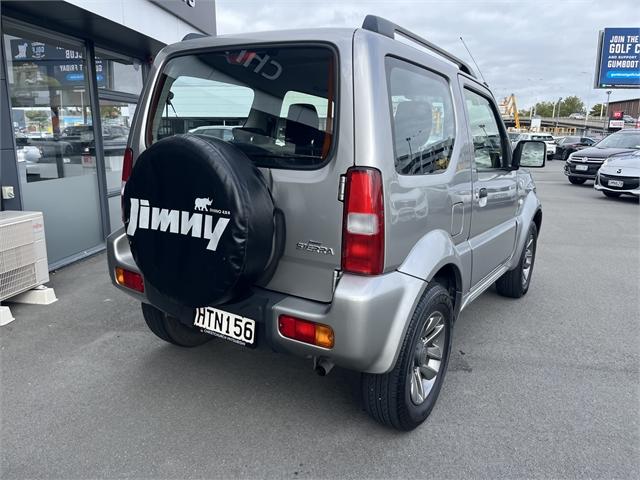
[352,30,474,293]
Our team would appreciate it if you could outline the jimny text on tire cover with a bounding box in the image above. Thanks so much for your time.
[127,198,231,251]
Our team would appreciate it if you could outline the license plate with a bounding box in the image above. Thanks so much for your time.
[608,179,624,188]
[575,164,588,171]
[194,307,256,345]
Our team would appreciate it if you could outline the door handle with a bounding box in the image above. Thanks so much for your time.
[478,188,488,198]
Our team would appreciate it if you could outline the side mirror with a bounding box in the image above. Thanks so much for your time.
[512,140,546,169]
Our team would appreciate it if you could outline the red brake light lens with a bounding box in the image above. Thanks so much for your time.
[121,147,134,222]
[115,267,144,293]
[122,147,133,185]
[341,167,384,275]
[278,315,334,348]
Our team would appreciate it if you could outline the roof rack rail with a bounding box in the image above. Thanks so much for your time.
[361,15,476,78]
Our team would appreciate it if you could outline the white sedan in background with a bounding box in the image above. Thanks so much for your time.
[595,150,640,198]
[514,132,556,159]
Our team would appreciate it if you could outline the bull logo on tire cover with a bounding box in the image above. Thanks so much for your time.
[194,197,213,211]
[126,197,230,251]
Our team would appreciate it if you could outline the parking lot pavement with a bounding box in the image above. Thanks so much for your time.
[1,160,638,479]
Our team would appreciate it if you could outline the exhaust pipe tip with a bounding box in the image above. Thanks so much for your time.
[314,357,334,376]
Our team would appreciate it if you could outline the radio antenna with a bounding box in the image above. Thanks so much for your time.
[460,37,487,85]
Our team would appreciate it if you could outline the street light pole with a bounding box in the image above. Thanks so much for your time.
[603,90,612,132]
[554,97,562,135]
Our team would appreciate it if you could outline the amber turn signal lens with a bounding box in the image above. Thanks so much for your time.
[315,324,335,349]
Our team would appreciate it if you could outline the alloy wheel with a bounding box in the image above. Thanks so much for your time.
[522,234,535,288]
[410,311,446,405]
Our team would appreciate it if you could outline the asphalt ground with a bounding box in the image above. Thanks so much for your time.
[1,160,639,479]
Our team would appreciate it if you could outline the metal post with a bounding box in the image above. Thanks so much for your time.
[554,97,562,135]
[603,90,612,132]
[85,40,111,239]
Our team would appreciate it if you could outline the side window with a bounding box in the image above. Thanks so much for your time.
[386,57,455,175]
[464,89,509,169]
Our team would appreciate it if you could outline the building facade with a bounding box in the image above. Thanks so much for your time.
[0,0,216,268]
[608,97,640,120]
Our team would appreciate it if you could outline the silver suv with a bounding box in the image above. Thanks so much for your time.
[108,16,546,430]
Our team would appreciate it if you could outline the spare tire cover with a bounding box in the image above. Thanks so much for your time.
[123,134,275,307]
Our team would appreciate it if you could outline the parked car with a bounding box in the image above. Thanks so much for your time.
[15,144,42,163]
[564,129,640,184]
[554,135,596,160]
[188,125,235,141]
[569,113,585,120]
[107,15,546,431]
[514,132,556,159]
[623,115,637,124]
[594,150,640,198]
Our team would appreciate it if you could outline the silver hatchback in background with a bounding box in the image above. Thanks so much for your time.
[107,15,546,430]
[595,150,640,198]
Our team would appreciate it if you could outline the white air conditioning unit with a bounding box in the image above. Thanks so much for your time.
[0,211,49,301]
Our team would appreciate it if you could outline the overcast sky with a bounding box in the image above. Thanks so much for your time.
[216,0,640,110]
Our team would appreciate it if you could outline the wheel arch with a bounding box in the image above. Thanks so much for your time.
[510,192,542,271]
[430,263,462,318]
[533,208,542,235]
[397,228,468,317]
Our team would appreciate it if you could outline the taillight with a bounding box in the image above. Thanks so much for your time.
[121,147,133,222]
[122,147,133,188]
[115,267,144,293]
[341,167,384,275]
[278,315,334,349]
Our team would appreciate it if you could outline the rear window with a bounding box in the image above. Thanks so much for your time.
[532,135,552,141]
[148,46,336,169]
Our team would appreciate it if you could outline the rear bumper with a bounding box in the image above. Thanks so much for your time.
[107,229,424,374]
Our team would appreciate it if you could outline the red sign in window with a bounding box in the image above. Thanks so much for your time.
[611,111,624,120]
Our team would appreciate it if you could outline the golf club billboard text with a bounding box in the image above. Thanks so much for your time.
[595,27,640,88]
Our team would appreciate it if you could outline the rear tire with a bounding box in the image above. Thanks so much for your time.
[568,176,586,185]
[141,303,212,347]
[361,283,453,431]
[603,190,622,198]
[496,223,538,299]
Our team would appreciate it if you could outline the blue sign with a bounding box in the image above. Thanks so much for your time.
[9,39,109,89]
[596,27,640,88]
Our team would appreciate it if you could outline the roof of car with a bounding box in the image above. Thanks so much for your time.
[163,28,357,58]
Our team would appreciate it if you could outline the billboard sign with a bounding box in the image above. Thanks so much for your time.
[595,28,640,88]
[9,39,108,88]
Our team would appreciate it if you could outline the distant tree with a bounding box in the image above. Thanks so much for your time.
[590,103,605,117]
[533,101,556,117]
[100,105,121,120]
[25,110,50,131]
[558,96,585,117]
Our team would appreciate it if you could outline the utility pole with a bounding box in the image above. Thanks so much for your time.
[554,97,562,135]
